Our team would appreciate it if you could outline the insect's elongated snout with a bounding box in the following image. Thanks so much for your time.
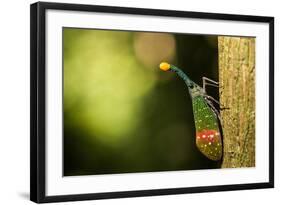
[159,62,191,85]
[159,62,171,71]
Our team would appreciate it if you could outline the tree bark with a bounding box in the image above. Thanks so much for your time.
[218,37,255,168]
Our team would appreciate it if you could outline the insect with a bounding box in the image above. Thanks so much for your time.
[159,62,223,161]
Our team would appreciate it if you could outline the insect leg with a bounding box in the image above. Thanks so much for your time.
[202,77,219,93]
[205,95,220,105]
[205,95,230,110]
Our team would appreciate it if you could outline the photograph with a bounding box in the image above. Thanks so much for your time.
[30,2,274,202]
[63,28,256,176]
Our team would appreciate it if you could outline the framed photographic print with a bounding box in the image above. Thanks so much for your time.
[30,1,274,203]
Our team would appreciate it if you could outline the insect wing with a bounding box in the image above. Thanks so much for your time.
[192,96,222,161]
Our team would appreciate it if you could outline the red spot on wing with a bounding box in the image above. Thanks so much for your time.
[196,129,222,161]
[196,129,220,143]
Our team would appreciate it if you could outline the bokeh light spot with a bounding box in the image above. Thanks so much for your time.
[133,32,176,68]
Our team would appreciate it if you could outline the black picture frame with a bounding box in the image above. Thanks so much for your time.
[30,1,274,203]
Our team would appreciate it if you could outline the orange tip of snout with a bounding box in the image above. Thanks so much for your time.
[159,62,170,71]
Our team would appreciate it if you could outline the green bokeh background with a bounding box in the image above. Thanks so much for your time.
[63,28,220,176]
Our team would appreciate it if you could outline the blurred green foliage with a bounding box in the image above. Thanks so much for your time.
[64,28,220,176]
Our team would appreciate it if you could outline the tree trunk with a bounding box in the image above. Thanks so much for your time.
[218,37,255,168]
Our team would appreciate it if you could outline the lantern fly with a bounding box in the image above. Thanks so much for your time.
[159,62,223,161]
